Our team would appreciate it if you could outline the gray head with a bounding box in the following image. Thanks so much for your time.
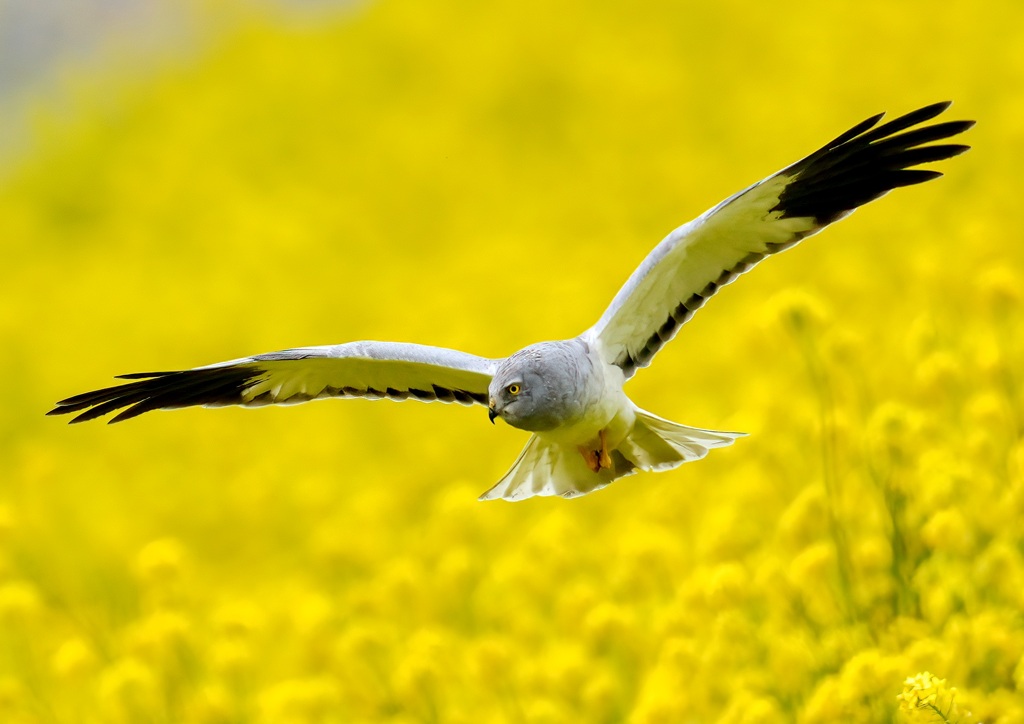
[487,341,589,432]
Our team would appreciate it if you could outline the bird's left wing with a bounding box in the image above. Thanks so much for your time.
[586,101,973,379]
[48,341,498,424]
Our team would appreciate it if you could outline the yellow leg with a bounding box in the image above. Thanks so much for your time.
[578,445,601,473]
[579,430,613,473]
[598,429,613,470]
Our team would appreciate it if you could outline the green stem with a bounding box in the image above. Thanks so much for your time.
[922,701,954,724]
[793,327,857,625]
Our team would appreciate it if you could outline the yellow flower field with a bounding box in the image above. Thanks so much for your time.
[3,0,1023,721]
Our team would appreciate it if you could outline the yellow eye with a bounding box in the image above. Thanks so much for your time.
[507,383,521,395]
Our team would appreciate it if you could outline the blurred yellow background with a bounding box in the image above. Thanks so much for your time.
[3,0,1023,721]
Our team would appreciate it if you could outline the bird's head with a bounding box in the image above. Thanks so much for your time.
[487,351,559,432]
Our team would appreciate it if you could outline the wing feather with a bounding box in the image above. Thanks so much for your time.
[48,341,498,424]
[587,102,973,378]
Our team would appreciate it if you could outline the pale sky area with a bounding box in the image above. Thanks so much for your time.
[0,0,357,93]
[0,0,185,97]
[0,0,351,164]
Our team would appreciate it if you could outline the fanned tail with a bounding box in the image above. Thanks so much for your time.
[479,408,744,502]
[618,409,744,472]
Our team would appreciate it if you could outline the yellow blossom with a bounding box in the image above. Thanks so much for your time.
[978,265,1021,315]
[51,637,98,679]
[213,599,266,638]
[0,504,15,540]
[1,0,1021,720]
[257,677,340,722]
[0,678,26,712]
[98,658,159,721]
[125,610,192,663]
[921,508,974,554]
[913,351,962,398]
[392,629,450,711]
[726,694,787,724]
[896,671,959,722]
[767,628,817,697]
[704,561,750,609]
[966,391,1013,430]
[763,288,831,335]
[135,537,187,584]
[583,601,635,652]
[523,697,573,724]
[210,638,253,675]
[867,402,923,473]
[801,675,843,722]
[287,590,334,637]
[778,484,828,545]
[788,541,836,589]
[0,581,41,621]
[581,670,621,721]
[469,636,513,684]
[189,684,236,724]
[629,663,689,724]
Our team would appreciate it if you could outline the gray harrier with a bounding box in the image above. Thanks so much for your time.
[50,102,973,501]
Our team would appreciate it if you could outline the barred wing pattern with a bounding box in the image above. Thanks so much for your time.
[588,101,974,379]
[48,341,498,424]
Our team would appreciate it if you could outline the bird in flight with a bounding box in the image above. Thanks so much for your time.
[49,102,973,501]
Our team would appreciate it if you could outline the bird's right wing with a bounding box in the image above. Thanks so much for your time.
[586,101,973,379]
[48,341,499,424]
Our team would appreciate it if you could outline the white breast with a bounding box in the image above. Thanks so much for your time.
[537,344,635,448]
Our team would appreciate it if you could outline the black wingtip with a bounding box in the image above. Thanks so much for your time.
[771,101,973,223]
[819,112,886,152]
[942,143,972,157]
[46,403,88,422]
[908,100,953,120]
[49,407,95,424]
[47,366,264,423]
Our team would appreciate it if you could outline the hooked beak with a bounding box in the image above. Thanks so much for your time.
[488,400,498,424]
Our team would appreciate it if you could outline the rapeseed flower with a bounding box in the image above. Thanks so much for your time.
[897,671,960,722]
[50,637,98,680]
[3,0,1021,720]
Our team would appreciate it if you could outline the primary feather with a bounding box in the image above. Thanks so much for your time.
[49,102,973,502]
[48,342,496,424]
[588,101,973,379]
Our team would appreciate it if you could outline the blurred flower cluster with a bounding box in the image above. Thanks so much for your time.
[2,0,1021,721]
[898,671,960,722]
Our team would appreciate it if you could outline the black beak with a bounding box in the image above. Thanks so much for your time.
[488,405,498,424]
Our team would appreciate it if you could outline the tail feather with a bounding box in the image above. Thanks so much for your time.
[622,409,744,469]
[478,408,744,502]
[478,435,627,501]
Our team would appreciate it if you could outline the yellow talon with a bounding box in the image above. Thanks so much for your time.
[578,445,601,473]
[579,429,613,473]
[598,429,612,470]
